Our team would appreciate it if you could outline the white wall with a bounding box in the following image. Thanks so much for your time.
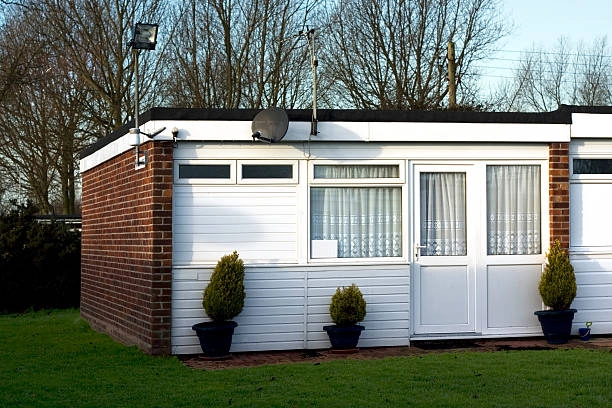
[570,139,612,334]
[172,264,410,354]
[171,141,559,353]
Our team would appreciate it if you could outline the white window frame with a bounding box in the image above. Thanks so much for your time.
[309,161,405,185]
[308,160,406,263]
[238,160,298,184]
[175,159,299,185]
[482,159,549,262]
[570,155,612,182]
[174,160,236,184]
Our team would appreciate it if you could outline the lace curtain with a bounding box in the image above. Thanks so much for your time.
[420,172,467,256]
[310,166,402,258]
[487,165,541,255]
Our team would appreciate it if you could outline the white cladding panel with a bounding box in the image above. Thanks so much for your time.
[569,138,612,334]
[570,257,612,334]
[173,185,299,264]
[570,183,612,249]
[172,264,410,354]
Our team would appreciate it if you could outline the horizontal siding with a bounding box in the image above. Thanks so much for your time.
[171,264,410,354]
[570,256,612,334]
[173,185,298,264]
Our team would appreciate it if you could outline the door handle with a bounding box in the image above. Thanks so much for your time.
[415,244,427,261]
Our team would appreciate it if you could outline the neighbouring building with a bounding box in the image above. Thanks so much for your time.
[79,105,612,355]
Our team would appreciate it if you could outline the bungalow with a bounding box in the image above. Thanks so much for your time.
[79,105,612,355]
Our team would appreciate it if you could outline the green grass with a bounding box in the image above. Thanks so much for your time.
[1,310,611,407]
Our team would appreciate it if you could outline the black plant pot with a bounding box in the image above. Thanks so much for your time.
[534,309,577,344]
[323,324,365,350]
[192,321,238,358]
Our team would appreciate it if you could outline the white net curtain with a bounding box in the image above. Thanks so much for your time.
[419,172,467,256]
[487,165,541,255]
[310,165,402,258]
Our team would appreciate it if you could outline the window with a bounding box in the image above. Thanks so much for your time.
[179,164,230,179]
[238,161,297,183]
[176,160,297,184]
[242,164,293,179]
[420,172,467,256]
[573,158,612,174]
[487,165,541,255]
[310,163,402,259]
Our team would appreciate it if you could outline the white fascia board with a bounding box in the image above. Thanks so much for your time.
[570,113,612,138]
[370,122,570,142]
[80,119,570,172]
[164,120,368,142]
[80,132,132,173]
[168,120,569,143]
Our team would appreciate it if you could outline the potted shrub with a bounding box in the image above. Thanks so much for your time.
[323,283,366,352]
[192,251,245,358]
[534,240,577,344]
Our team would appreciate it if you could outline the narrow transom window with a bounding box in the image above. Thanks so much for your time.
[242,164,293,179]
[314,164,400,179]
[179,164,231,179]
[573,159,612,174]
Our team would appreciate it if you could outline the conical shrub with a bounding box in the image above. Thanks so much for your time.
[202,251,245,322]
[538,240,577,310]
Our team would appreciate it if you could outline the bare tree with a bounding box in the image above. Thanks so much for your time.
[576,38,611,106]
[161,0,325,109]
[494,36,612,112]
[40,0,169,135]
[0,5,59,212]
[0,0,169,213]
[320,0,508,110]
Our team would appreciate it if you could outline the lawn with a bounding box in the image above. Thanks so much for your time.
[1,310,611,407]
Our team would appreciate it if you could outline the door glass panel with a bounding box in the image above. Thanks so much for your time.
[420,172,467,256]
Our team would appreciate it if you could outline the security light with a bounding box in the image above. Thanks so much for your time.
[130,23,159,50]
[129,22,159,168]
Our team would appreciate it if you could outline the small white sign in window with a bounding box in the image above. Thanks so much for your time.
[311,240,338,258]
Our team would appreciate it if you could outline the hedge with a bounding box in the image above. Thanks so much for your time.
[0,202,81,313]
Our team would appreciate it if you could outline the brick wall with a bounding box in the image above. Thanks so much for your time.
[549,142,570,249]
[81,141,173,355]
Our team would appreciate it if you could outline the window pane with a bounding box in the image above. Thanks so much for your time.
[314,165,399,179]
[242,164,293,179]
[487,165,541,255]
[573,159,612,174]
[420,172,467,256]
[310,187,402,258]
[179,164,230,179]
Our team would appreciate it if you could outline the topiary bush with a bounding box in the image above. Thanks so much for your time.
[538,240,577,310]
[329,283,367,326]
[202,251,245,322]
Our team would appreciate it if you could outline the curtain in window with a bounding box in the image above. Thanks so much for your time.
[420,172,467,256]
[314,164,400,179]
[487,165,541,255]
[310,166,401,258]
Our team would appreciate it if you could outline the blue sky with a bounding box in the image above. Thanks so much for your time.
[501,0,611,50]
[479,0,612,92]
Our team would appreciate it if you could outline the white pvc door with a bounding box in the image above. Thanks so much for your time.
[413,165,476,334]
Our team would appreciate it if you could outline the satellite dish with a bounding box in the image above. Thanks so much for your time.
[251,107,289,143]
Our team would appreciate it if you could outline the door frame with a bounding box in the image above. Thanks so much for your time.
[411,164,479,335]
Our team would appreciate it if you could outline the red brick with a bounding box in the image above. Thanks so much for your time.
[81,141,173,355]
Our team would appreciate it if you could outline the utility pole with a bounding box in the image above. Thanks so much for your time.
[447,41,457,109]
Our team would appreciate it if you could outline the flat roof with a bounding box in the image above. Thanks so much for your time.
[80,105,612,159]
